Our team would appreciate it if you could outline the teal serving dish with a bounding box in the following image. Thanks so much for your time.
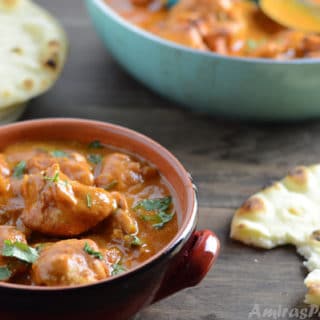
[85,0,320,121]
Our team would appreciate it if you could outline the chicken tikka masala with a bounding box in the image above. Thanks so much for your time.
[0,140,177,286]
[106,0,320,59]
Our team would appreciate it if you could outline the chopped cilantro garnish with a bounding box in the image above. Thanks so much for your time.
[83,242,103,260]
[140,215,155,222]
[111,263,126,276]
[13,160,26,179]
[133,196,174,229]
[133,196,171,212]
[130,235,142,247]
[152,212,175,229]
[88,140,103,149]
[50,150,67,158]
[104,180,118,191]
[44,171,60,183]
[88,154,102,164]
[0,266,11,281]
[86,194,92,208]
[2,240,39,264]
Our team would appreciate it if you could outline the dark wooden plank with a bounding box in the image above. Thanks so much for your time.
[20,1,320,319]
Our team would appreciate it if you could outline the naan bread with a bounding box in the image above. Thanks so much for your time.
[0,0,67,119]
[231,165,320,304]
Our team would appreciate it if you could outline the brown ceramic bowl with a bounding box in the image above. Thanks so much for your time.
[0,118,220,320]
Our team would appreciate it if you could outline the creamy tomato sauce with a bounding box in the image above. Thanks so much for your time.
[105,0,320,59]
[0,141,178,286]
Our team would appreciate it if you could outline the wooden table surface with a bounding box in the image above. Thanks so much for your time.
[22,1,320,319]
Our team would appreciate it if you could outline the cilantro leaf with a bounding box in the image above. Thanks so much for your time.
[44,171,60,183]
[111,263,126,276]
[133,196,171,212]
[83,242,103,260]
[134,196,174,229]
[88,140,103,149]
[50,150,67,158]
[88,154,102,164]
[2,240,39,264]
[0,266,11,281]
[152,212,174,229]
[103,180,118,191]
[130,235,142,247]
[140,215,155,222]
[13,160,26,179]
[86,194,92,208]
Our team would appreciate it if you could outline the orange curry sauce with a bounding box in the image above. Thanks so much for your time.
[105,0,320,59]
[0,141,177,286]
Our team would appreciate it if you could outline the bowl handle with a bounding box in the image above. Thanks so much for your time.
[152,230,220,303]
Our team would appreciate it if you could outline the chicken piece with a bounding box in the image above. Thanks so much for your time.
[0,174,9,198]
[95,153,144,191]
[306,51,320,58]
[26,152,53,174]
[111,192,138,235]
[95,153,157,192]
[249,40,287,58]
[151,0,244,51]
[27,151,94,185]
[301,35,320,57]
[59,153,94,186]
[21,164,117,236]
[0,154,10,177]
[0,155,10,196]
[0,226,28,280]
[152,24,208,50]
[248,31,320,59]
[32,239,108,286]
[0,156,27,231]
[172,0,233,15]
[0,174,30,235]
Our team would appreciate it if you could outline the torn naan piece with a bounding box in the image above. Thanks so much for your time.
[230,165,320,304]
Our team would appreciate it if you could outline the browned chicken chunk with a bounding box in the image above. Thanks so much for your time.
[21,164,117,236]
[150,0,244,51]
[0,157,25,228]
[95,153,156,191]
[0,226,28,280]
[27,151,94,185]
[32,239,108,286]
[0,155,10,178]
[111,192,138,234]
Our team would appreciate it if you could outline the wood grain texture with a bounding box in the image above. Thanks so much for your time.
[21,1,320,319]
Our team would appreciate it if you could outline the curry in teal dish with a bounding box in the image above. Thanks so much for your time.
[106,0,320,59]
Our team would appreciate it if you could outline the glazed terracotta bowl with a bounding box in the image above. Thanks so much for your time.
[0,118,220,320]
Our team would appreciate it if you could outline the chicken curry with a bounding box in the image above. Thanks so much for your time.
[0,140,177,286]
[106,0,320,59]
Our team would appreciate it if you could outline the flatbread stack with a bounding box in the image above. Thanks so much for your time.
[230,165,320,305]
[0,0,67,123]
